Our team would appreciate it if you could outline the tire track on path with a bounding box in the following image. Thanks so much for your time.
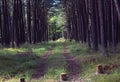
[32,45,55,79]
[62,44,81,81]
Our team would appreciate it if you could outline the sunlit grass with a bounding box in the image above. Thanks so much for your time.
[0,48,26,55]
[32,48,47,56]
[55,38,66,42]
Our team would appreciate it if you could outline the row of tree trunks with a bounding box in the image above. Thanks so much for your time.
[0,0,49,47]
[0,0,120,56]
[63,0,120,56]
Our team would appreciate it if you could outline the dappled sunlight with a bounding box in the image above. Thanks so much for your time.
[5,79,19,82]
[6,48,26,52]
[0,48,26,55]
[55,38,66,42]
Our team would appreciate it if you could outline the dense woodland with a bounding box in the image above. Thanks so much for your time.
[64,0,120,56]
[0,0,120,56]
[0,0,49,47]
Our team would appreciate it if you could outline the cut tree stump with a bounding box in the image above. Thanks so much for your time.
[20,78,25,82]
[60,73,68,81]
[96,64,104,74]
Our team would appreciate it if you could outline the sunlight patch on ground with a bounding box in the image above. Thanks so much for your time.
[5,79,19,82]
[6,48,25,52]
[0,77,4,82]
[55,38,66,42]
[0,48,26,55]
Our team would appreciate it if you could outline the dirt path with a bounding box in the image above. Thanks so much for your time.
[62,44,81,81]
[32,48,54,79]
[32,43,81,81]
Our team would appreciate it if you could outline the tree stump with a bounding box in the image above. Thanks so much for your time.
[96,64,104,74]
[20,78,25,82]
[60,73,68,81]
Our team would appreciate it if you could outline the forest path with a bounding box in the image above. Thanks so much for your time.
[62,44,81,81]
[32,45,56,79]
[32,43,82,81]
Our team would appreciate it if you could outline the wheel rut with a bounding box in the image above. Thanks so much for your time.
[62,44,81,80]
[32,47,55,79]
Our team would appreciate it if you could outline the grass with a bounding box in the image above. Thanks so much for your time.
[0,42,58,82]
[0,54,40,81]
[0,41,120,82]
[0,48,27,55]
[67,42,90,56]
[40,42,66,81]
[89,55,120,82]
[27,42,67,82]
[0,42,66,82]
[66,41,120,82]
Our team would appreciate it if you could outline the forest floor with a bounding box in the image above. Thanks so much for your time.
[32,43,82,82]
[32,50,53,79]
[62,44,81,81]
[32,44,56,79]
[0,41,120,82]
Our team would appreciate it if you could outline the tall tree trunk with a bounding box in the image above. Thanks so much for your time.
[98,0,108,56]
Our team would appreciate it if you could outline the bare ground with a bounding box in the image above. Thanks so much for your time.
[32,50,53,79]
[62,44,81,81]
[32,44,82,82]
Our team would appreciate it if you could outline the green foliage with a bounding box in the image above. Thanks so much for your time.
[49,16,57,23]
[48,2,66,40]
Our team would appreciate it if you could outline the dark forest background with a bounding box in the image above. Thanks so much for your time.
[0,0,120,56]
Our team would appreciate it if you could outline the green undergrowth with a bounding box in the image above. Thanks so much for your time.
[0,54,40,82]
[27,42,57,55]
[0,42,57,55]
[65,42,120,82]
[89,54,120,82]
[67,42,90,56]
[0,42,58,81]
[0,48,27,55]
[0,41,120,82]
